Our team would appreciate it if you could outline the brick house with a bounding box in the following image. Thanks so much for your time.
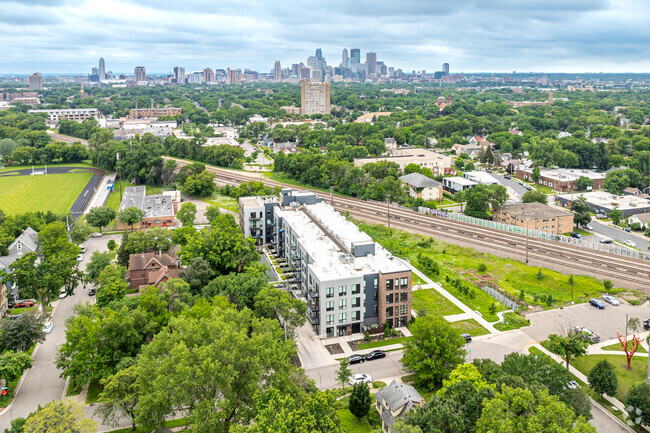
[125,252,181,291]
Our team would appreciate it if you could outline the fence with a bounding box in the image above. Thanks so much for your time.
[418,206,650,262]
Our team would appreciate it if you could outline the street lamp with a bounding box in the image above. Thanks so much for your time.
[525,217,530,264]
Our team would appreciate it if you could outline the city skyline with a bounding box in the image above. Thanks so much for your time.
[2,0,650,74]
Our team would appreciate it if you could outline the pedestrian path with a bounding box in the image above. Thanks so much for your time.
[85,173,115,214]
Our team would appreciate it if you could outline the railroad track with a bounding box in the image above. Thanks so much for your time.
[167,157,650,290]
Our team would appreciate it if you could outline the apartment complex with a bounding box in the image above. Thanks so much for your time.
[239,189,412,337]
[516,167,605,192]
[492,202,574,235]
[134,66,146,82]
[300,79,330,116]
[354,148,453,175]
[28,108,97,122]
[28,73,42,91]
[128,107,182,119]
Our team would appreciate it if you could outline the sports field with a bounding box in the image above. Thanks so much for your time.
[0,172,92,215]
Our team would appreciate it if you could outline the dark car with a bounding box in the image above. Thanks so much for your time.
[8,314,22,321]
[503,174,511,179]
[570,232,584,239]
[599,239,613,244]
[461,333,472,343]
[365,350,386,361]
[644,319,650,331]
[589,298,605,309]
[348,354,365,364]
[485,169,492,173]
[88,288,96,296]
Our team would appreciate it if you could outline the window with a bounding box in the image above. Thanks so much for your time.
[352,284,361,294]
[352,311,361,321]
[374,305,378,315]
[326,315,334,325]
[338,286,347,296]
[352,297,361,308]
[16,243,21,250]
[326,301,334,312]
[386,280,392,291]
[400,304,408,315]
[338,313,347,324]
[401,277,408,288]
[373,279,378,289]
[400,292,408,302]
[386,294,394,304]
[374,291,378,301]
[386,307,393,317]
[326,287,334,298]
[338,299,347,310]
[395,278,399,289]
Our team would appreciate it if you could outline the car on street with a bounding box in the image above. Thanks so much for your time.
[624,240,637,247]
[589,298,605,309]
[349,373,372,386]
[58,289,67,299]
[602,295,619,306]
[42,321,53,334]
[566,381,581,389]
[92,232,102,237]
[461,333,472,343]
[364,350,386,361]
[644,319,650,330]
[503,174,511,179]
[76,253,84,262]
[79,245,86,253]
[623,227,631,233]
[599,239,613,244]
[485,169,492,173]
[583,224,594,230]
[570,232,584,239]
[88,288,96,296]
[347,354,366,364]
[573,326,600,343]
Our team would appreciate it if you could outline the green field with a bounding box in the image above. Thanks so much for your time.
[601,342,647,354]
[0,172,92,215]
[449,319,490,336]
[204,192,239,213]
[0,162,94,173]
[412,289,463,317]
[572,354,647,401]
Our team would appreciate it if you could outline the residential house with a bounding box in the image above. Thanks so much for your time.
[0,227,39,315]
[375,380,424,432]
[399,172,443,201]
[125,252,181,291]
[628,213,650,229]
[623,187,641,196]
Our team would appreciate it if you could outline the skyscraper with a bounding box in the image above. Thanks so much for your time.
[173,66,186,84]
[443,63,450,74]
[300,79,330,116]
[315,48,323,59]
[341,48,349,68]
[28,73,42,90]
[274,60,282,81]
[98,58,105,82]
[350,48,361,65]
[134,66,146,82]
[203,68,215,83]
[366,52,377,74]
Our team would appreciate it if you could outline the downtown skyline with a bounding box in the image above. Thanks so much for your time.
[1,0,650,74]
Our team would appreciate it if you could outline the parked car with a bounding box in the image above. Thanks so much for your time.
[8,314,22,321]
[566,381,581,389]
[88,288,96,296]
[573,326,600,343]
[623,227,631,233]
[91,232,102,238]
[503,174,511,179]
[349,373,372,386]
[570,232,584,239]
[79,245,86,253]
[589,298,605,309]
[58,289,67,299]
[602,295,619,306]
[624,240,637,247]
[76,253,84,262]
[365,350,386,361]
[583,224,594,230]
[347,354,366,364]
[485,169,492,173]
[599,239,613,244]
[42,321,53,334]
[461,333,472,343]
[644,319,650,330]
[13,299,34,308]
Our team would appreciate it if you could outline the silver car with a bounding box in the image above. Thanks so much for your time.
[602,295,619,306]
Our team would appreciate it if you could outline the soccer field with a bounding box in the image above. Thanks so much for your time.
[0,172,93,215]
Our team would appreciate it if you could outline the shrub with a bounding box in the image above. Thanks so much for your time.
[364,331,370,342]
[477,263,487,273]
[603,279,613,291]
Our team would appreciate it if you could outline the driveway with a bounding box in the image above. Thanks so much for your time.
[487,172,528,202]
[0,234,121,430]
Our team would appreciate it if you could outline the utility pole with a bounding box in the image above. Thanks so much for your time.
[525,220,530,264]
[330,187,334,207]
[387,198,391,229]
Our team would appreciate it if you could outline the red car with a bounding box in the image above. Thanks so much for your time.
[13,299,34,308]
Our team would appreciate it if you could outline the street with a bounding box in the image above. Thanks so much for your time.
[591,220,650,251]
[487,172,529,201]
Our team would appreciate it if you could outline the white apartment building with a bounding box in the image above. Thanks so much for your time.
[28,108,98,122]
[300,79,330,116]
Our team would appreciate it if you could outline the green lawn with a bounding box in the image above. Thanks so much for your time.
[0,172,92,215]
[449,319,490,336]
[0,380,19,408]
[572,354,647,401]
[66,381,83,397]
[601,342,647,354]
[412,289,463,317]
[203,192,239,213]
[356,222,642,311]
[0,162,94,173]
[494,311,531,331]
[336,410,374,433]
[85,378,103,404]
[357,336,412,350]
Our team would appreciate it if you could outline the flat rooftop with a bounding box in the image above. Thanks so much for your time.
[558,191,650,211]
[119,186,145,212]
[119,186,174,217]
[444,176,477,186]
[276,202,408,281]
[499,202,572,219]
[521,167,605,181]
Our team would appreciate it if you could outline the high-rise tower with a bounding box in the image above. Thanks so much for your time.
[274,60,282,81]
[366,52,377,74]
[341,48,349,68]
[134,66,146,82]
[98,58,105,82]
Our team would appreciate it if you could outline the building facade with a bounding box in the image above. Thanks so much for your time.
[442,176,477,194]
[354,148,453,175]
[28,108,97,122]
[516,167,605,192]
[128,107,182,119]
[134,66,146,82]
[399,172,443,201]
[492,202,574,235]
[300,79,330,116]
[118,186,178,229]
[28,73,42,91]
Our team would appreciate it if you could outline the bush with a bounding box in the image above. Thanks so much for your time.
[603,279,613,291]
[477,263,487,273]
[364,331,370,342]
[494,311,531,331]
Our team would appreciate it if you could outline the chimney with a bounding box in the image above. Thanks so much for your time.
[21,230,25,234]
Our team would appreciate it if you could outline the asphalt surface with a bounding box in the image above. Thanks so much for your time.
[0,166,95,177]
[591,220,650,251]
[69,170,104,221]
[487,172,529,201]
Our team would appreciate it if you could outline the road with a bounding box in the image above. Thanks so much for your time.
[591,220,650,251]
[0,234,121,431]
[487,172,528,201]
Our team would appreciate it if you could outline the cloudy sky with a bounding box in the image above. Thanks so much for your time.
[1,0,649,74]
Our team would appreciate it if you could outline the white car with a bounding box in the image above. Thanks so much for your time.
[58,289,67,299]
[76,253,84,262]
[79,245,86,253]
[624,240,637,247]
[349,373,372,386]
[42,322,53,334]
[602,295,620,306]
[567,381,581,389]
[91,232,102,238]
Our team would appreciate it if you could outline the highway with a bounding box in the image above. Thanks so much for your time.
[165,157,650,291]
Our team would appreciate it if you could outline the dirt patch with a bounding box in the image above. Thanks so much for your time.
[325,343,344,355]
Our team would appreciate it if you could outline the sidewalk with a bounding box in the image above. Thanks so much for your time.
[84,173,115,214]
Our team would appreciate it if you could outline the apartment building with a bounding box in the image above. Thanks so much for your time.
[28,108,98,122]
[239,189,412,337]
[354,148,453,176]
[300,79,330,116]
[128,107,182,119]
[492,202,574,235]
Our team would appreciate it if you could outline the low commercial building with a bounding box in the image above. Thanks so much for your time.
[28,108,98,122]
[239,189,413,337]
[128,107,182,119]
[516,167,605,192]
[555,191,650,218]
[442,176,477,194]
[118,186,178,229]
[399,172,443,201]
[492,202,574,235]
[462,171,499,185]
[354,148,453,176]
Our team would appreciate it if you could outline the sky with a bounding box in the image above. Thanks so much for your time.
[1,0,649,75]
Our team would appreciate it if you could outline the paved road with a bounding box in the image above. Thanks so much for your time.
[487,172,528,202]
[0,235,121,430]
[591,220,650,251]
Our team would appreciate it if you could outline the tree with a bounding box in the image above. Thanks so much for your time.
[0,351,32,383]
[476,386,595,433]
[86,206,117,234]
[588,359,618,398]
[618,332,642,370]
[254,286,307,339]
[178,257,215,295]
[628,317,641,333]
[336,358,351,389]
[204,205,221,224]
[22,400,97,433]
[0,313,45,352]
[118,207,144,232]
[570,196,591,228]
[349,382,372,419]
[176,202,197,227]
[531,166,541,183]
[85,251,113,284]
[70,221,92,245]
[609,207,622,226]
[96,366,140,431]
[547,333,589,368]
[626,383,650,426]
[182,171,216,197]
[462,184,508,219]
[521,189,547,204]
[575,176,593,191]
[96,264,127,307]
[402,316,466,390]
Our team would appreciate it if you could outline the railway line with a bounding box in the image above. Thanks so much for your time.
[167,157,650,290]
